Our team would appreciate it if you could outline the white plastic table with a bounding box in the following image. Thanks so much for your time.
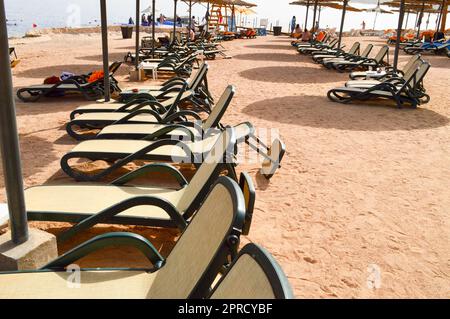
[139,61,159,80]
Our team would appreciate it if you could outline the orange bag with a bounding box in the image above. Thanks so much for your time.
[88,71,104,83]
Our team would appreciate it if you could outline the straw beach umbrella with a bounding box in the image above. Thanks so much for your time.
[364,0,394,30]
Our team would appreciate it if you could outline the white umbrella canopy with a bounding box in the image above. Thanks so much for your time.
[142,5,161,15]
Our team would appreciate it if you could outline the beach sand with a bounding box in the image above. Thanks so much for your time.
[1,32,450,298]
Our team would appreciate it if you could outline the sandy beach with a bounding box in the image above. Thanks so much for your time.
[2,31,450,298]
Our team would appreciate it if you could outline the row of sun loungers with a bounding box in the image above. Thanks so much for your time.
[4,53,291,298]
[292,36,431,108]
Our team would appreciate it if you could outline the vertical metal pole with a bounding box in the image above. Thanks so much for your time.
[0,0,28,244]
[231,4,235,33]
[188,0,192,43]
[393,0,406,72]
[416,2,425,39]
[317,6,321,29]
[439,0,448,32]
[425,12,430,30]
[152,0,155,58]
[337,0,348,49]
[304,0,310,30]
[135,0,140,69]
[172,0,177,45]
[404,11,409,29]
[100,0,110,102]
[311,0,318,31]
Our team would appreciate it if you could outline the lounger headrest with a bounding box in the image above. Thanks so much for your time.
[210,244,294,299]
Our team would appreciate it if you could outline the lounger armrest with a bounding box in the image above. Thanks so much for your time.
[160,79,188,91]
[120,100,167,113]
[112,163,188,188]
[43,233,165,270]
[162,110,202,123]
[113,109,164,124]
[57,195,188,242]
[141,124,196,142]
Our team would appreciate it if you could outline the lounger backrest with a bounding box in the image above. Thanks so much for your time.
[412,62,430,88]
[348,42,360,55]
[360,44,373,58]
[210,244,294,299]
[374,45,389,63]
[403,55,421,74]
[177,129,236,215]
[402,59,423,82]
[202,85,235,130]
[147,177,245,299]
[190,62,208,91]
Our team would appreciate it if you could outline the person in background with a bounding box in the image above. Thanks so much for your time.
[293,24,302,38]
[128,17,134,25]
[142,14,148,26]
[177,15,182,27]
[361,20,366,30]
[148,14,153,24]
[188,26,195,41]
[159,14,165,25]
[291,16,296,35]
[301,28,311,42]
[191,16,198,31]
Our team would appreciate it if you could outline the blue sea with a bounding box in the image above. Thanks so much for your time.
[5,0,204,38]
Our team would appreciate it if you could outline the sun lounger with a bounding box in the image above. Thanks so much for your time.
[331,45,390,72]
[25,131,251,231]
[321,44,373,68]
[298,39,340,55]
[404,39,450,55]
[0,176,247,299]
[327,62,431,108]
[210,244,294,299]
[118,61,212,105]
[345,56,425,90]
[16,62,123,103]
[91,85,235,141]
[63,121,285,182]
[349,54,421,80]
[312,42,361,64]
[66,87,196,140]
[61,124,247,181]
[17,76,121,102]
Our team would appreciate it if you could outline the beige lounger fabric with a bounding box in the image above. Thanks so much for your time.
[70,135,219,158]
[25,185,186,220]
[147,183,234,298]
[72,112,159,123]
[211,254,275,299]
[0,271,154,299]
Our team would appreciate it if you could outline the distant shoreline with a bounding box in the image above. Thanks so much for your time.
[10,25,185,39]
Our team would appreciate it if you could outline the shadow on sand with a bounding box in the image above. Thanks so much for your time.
[15,64,103,79]
[76,52,128,63]
[242,95,449,131]
[0,135,59,189]
[234,53,303,63]
[239,66,346,84]
[245,44,294,51]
